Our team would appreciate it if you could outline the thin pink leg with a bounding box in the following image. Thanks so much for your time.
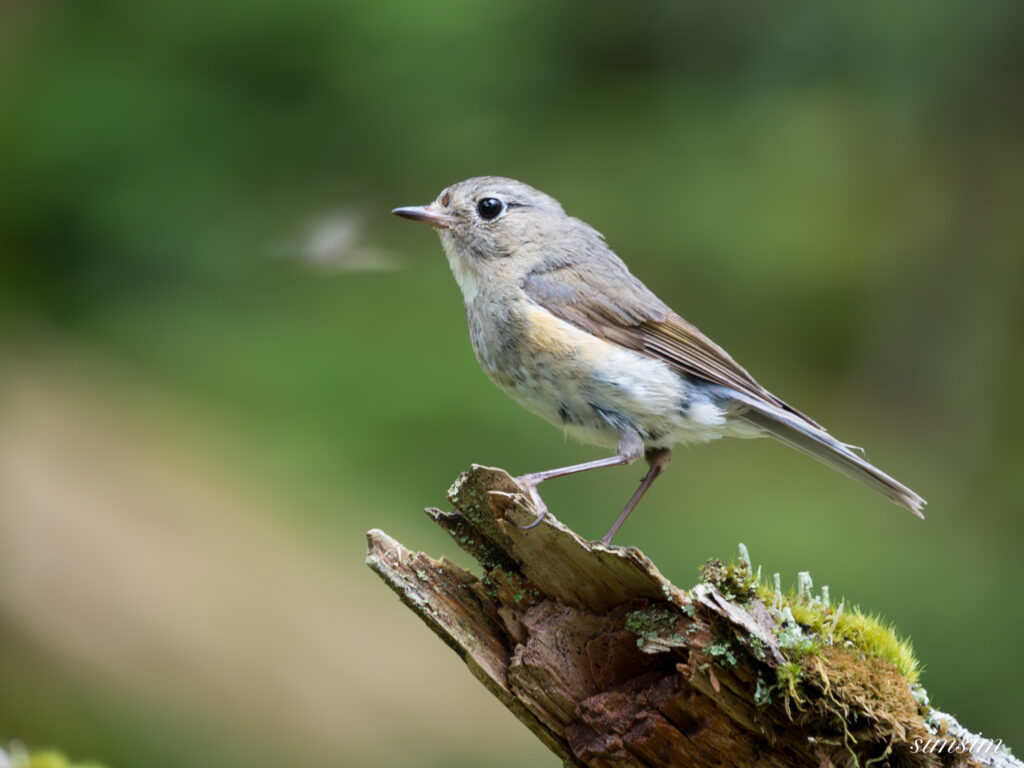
[517,453,635,487]
[600,449,672,545]
[515,430,645,530]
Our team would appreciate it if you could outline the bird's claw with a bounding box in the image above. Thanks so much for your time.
[513,476,549,530]
[519,508,549,530]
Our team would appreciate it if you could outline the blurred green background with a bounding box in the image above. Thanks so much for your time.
[2,0,1022,764]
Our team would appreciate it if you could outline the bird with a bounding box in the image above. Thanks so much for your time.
[393,177,925,544]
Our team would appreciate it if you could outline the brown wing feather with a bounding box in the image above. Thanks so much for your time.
[521,261,823,429]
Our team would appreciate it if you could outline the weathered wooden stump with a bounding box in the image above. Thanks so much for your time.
[366,465,1017,768]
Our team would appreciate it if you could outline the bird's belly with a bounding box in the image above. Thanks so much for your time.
[477,304,737,449]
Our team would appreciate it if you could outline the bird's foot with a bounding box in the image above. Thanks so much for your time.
[513,474,550,530]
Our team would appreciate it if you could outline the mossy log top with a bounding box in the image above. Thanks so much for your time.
[365,465,1017,768]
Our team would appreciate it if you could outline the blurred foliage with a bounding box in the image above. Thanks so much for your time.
[0,745,107,768]
[1,0,1023,765]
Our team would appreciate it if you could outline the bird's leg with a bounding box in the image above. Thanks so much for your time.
[516,429,644,530]
[600,448,672,545]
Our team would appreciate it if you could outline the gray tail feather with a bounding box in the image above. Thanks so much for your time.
[723,391,926,517]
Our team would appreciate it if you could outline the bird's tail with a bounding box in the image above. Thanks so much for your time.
[721,390,926,517]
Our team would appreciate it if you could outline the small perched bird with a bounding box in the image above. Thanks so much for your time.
[393,177,925,544]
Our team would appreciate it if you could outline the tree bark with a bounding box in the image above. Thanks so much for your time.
[365,465,1017,768]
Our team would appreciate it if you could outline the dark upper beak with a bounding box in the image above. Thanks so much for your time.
[391,205,453,229]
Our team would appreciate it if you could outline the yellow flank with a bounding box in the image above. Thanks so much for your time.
[522,303,605,367]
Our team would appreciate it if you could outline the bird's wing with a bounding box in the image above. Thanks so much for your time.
[521,260,822,429]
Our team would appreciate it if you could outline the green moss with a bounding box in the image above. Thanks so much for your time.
[700,558,757,603]
[481,566,542,608]
[747,635,767,662]
[774,609,817,656]
[624,607,689,647]
[708,548,936,765]
[624,607,677,635]
[776,660,804,700]
[803,604,919,684]
[706,639,738,668]
[754,674,772,706]
[756,580,920,684]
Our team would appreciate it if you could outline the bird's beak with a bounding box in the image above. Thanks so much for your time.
[391,205,453,230]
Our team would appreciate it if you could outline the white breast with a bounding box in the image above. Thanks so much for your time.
[494,302,736,450]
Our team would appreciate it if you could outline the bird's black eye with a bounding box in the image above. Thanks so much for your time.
[477,197,503,220]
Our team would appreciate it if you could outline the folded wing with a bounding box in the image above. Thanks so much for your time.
[521,252,925,516]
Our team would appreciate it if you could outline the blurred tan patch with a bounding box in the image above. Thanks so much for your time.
[0,343,548,767]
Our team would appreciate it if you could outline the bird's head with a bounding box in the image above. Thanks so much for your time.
[393,176,598,303]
